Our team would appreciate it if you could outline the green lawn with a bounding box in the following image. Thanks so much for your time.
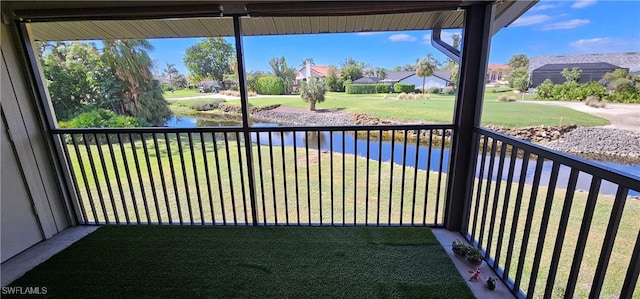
[222,92,608,128]
[66,134,449,225]
[62,135,639,298]
[8,226,474,298]
[163,88,206,98]
[469,175,640,298]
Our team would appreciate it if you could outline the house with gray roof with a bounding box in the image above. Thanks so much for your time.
[531,62,627,87]
[529,52,640,74]
[379,70,453,90]
[352,76,381,84]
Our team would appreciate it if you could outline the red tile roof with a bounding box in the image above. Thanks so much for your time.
[488,64,510,70]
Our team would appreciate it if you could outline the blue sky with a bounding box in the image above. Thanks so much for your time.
[148,0,640,75]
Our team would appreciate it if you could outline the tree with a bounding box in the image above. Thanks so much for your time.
[561,67,582,83]
[269,56,297,94]
[509,68,529,100]
[325,66,343,92]
[300,77,328,111]
[378,68,388,80]
[341,64,363,81]
[103,39,171,125]
[339,57,364,82]
[364,68,375,77]
[246,71,266,93]
[600,69,640,93]
[443,33,461,86]
[183,37,234,88]
[301,58,315,67]
[416,54,437,94]
[508,54,529,69]
[340,57,359,68]
[162,62,179,91]
[39,41,105,120]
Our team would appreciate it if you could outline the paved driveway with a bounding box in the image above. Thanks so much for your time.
[522,101,640,132]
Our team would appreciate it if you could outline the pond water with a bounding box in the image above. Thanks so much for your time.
[165,115,640,196]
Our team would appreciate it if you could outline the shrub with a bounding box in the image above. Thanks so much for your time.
[608,91,640,103]
[58,109,142,128]
[535,79,555,100]
[191,99,226,111]
[584,95,606,108]
[580,81,607,99]
[409,93,429,100]
[442,87,456,95]
[609,78,635,93]
[397,92,408,100]
[497,95,516,102]
[342,79,353,90]
[256,76,284,95]
[394,83,415,93]
[426,87,441,94]
[345,84,377,94]
[375,84,391,93]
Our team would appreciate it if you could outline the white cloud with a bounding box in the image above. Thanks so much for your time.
[543,19,590,30]
[388,34,417,42]
[357,32,383,36]
[569,37,614,50]
[569,37,639,53]
[571,0,596,8]
[530,4,557,11]
[511,14,552,27]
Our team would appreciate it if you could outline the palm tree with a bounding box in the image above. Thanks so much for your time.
[102,39,155,116]
[416,54,437,94]
[300,77,327,111]
[377,68,388,80]
[163,62,179,91]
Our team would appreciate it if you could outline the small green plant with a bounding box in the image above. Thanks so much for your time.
[452,240,469,256]
[466,247,483,265]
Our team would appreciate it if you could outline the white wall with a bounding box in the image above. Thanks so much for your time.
[1,21,72,262]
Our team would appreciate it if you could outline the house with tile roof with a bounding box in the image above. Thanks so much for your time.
[295,61,334,82]
[486,64,510,84]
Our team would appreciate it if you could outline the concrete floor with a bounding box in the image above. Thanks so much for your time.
[1,226,515,298]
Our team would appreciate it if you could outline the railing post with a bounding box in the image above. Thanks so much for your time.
[233,15,259,226]
[444,2,494,231]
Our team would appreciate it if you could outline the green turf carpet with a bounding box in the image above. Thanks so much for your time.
[8,226,473,298]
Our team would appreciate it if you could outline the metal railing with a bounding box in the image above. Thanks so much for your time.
[53,124,454,227]
[466,127,640,299]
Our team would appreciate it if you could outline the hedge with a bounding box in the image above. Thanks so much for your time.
[346,84,377,94]
[257,76,284,95]
[394,83,415,93]
[375,84,391,93]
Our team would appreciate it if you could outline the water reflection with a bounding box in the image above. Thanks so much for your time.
[167,115,639,196]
